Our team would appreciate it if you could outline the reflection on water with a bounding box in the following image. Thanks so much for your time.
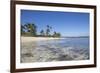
[21,38,89,63]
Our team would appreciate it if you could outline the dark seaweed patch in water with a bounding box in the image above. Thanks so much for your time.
[22,53,33,57]
[57,54,73,61]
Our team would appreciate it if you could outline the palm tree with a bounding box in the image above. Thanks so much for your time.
[56,33,61,37]
[32,24,37,36]
[24,23,30,32]
[53,31,61,37]
[21,25,25,35]
[53,31,57,37]
[40,29,45,36]
[50,26,52,30]
[24,23,37,36]
[46,25,52,36]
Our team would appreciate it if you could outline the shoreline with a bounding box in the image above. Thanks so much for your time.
[21,36,88,43]
[21,36,89,62]
[21,36,65,43]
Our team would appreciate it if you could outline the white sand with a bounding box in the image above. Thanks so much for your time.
[21,36,64,43]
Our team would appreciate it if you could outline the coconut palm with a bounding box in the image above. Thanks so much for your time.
[32,24,37,36]
[21,25,25,35]
[53,31,57,37]
[56,33,61,37]
[53,31,61,37]
[46,25,53,36]
[40,29,45,36]
[24,23,37,36]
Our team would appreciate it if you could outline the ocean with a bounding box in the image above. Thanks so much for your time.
[21,37,90,63]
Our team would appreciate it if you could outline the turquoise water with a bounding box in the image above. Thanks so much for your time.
[21,37,89,62]
[37,38,89,50]
[34,38,89,60]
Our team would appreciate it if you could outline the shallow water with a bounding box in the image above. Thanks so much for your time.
[37,38,89,49]
[21,38,89,63]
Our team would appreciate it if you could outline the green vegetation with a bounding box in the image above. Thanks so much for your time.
[21,23,37,36]
[21,23,61,37]
[40,29,45,36]
[53,31,61,37]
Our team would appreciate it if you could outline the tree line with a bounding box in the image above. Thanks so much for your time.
[21,23,61,37]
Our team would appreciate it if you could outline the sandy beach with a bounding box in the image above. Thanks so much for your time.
[21,36,63,43]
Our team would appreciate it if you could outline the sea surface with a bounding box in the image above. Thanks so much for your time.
[21,37,89,63]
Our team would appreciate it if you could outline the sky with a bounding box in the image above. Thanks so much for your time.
[21,10,89,37]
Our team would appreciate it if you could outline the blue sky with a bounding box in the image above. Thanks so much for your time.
[21,10,89,37]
